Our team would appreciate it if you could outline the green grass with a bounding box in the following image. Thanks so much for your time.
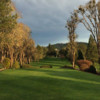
[30,57,72,68]
[0,57,100,100]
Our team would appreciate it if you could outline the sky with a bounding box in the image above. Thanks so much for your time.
[12,0,91,46]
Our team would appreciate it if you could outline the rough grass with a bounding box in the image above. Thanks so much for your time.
[0,57,100,100]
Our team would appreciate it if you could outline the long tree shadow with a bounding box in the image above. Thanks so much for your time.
[0,71,100,100]
[22,68,100,84]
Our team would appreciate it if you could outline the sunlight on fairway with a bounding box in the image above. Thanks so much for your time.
[2,69,100,85]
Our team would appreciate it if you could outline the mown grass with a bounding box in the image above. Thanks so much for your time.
[0,57,100,100]
[30,57,72,68]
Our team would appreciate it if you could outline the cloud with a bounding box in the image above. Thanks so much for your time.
[12,0,90,46]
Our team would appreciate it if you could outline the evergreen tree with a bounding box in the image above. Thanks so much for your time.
[47,44,57,57]
[77,50,84,60]
[59,48,68,58]
[86,35,98,63]
[0,0,17,33]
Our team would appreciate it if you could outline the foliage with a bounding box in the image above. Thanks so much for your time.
[59,48,68,58]
[88,65,97,74]
[33,45,47,62]
[47,44,58,57]
[77,60,92,67]
[0,1,35,67]
[12,61,20,69]
[79,64,96,74]
[22,64,32,68]
[86,35,99,62]
[77,50,84,60]
[66,13,78,68]
[73,0,100,64]
[79,64,89,71]
[2,58,10,69]
[24,39,35,64]
[0,0,17,33]
[77,43,87,59]
[51,43,67,50]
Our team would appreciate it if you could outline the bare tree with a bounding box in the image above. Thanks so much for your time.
[75,0,100,63]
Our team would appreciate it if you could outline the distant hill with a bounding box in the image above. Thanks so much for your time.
[52,43,67,50]
[51,42,88,50]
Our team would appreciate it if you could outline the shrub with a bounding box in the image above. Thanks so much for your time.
[40,65,52,68]
[80,64,89,71]
[77,60,92,67]
[2,58,10,69]
[86,65,97,74]
[22,64,32,68]
[61,66,73,69]
[77,60,97,74]
[12,61,20,69]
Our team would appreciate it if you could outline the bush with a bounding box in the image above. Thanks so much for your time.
[86,65,97,74]
[40,65,52,68]
[12,61,20,69]
[77,60,97,74]
[61,66,73,69]
[2,58,10,69]
[22,64,32,68]
[77,60,92,67]
[80,64,89,71]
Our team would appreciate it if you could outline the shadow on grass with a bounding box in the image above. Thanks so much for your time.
[22,68,100,84]
[1,68,100,85]
[0,69,100,100]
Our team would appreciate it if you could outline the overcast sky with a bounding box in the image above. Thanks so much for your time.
[12,0,91,46]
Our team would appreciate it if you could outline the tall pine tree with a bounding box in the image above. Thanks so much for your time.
[0,0,17,33]
[86,35,98,63]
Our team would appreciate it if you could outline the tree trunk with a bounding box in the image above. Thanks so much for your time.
[22,53,25,63]
[10,50,14,68]
[14,53,18,62]
[1,55,5,63]
[1,50,5,63]
[19,52,23,67]
[28,57,31,64]
[72,51,75,69]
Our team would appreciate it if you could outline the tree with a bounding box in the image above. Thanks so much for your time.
[25,39,35,64]
[66,13,78,68]
[59,48,67,58]
[0,0,17,67]
[47,44,57,57]
[77,50,84,60]
[33,45,47,62]
[0,1,36,68]
[42,47,48,58]
[75,0,100,64]
[86,35,98,63]
[16,23,32,66]
[0,0,17,33]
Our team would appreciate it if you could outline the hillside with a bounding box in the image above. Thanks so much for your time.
[51,42,88,50]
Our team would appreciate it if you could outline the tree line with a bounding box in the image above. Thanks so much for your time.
[0,0,35,68]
